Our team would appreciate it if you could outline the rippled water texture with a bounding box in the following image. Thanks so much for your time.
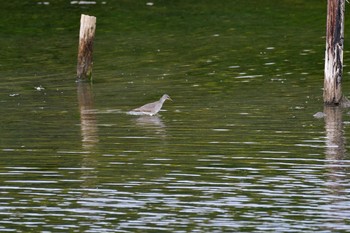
[1,0,350,232]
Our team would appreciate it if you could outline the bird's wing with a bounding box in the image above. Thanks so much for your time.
[133,101,157,112]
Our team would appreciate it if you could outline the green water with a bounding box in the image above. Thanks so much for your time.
[1,0,350,232]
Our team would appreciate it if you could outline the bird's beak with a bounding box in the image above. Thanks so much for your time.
[168,97,173,101]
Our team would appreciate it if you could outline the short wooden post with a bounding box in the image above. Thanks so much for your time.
[77,14,96,81]
[324,0,345,105]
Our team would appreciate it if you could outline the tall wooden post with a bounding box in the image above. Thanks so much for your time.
[77,14,96,81]
[324,0,345,105]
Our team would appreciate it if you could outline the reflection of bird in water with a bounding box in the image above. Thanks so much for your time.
[132,115,167,138]
[134,115,165,128]
[128,94,172,116]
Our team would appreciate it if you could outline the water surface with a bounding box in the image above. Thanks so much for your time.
[1,0,350,232]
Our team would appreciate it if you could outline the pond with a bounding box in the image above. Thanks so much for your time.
[1,0,350,232]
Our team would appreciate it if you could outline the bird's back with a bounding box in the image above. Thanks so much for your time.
[133,101,162,115]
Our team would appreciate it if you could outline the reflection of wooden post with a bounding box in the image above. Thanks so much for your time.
[324,105,345,160]
[77,82,99,150]
[323,105,346,224]
[324,0,345,105]
[77,14,96,81]
[324,105,344,191]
